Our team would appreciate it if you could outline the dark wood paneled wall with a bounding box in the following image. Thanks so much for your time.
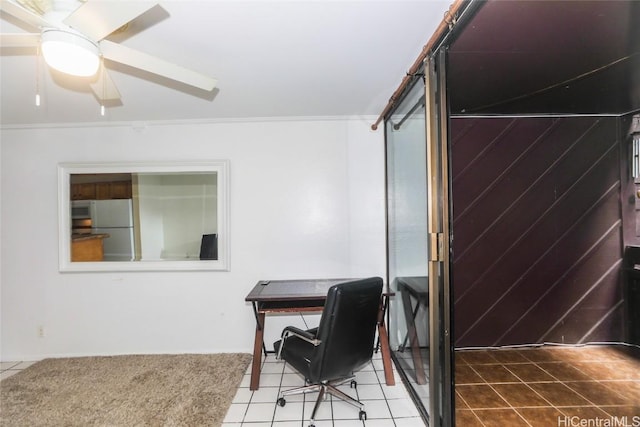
[451,116,626,347]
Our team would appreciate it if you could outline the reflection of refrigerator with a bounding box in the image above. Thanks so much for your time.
[90,199,135,261]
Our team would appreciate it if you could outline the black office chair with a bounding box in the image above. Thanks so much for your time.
[273,277,383,427]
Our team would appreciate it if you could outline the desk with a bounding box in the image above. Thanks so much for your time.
[396,276,428,385]
[245,278,395,390]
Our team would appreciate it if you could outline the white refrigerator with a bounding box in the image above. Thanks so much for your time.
[90,199,135,261]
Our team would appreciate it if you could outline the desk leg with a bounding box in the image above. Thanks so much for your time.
[250,312,265,391]
[378,322,395,386]
[378,297,395,386]
[401,290,426,385]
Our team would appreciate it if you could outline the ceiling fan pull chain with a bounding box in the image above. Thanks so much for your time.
[35,42,41,107]
[100,57,105,117]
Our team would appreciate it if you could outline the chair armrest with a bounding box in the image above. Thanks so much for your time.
[281,326,321,346]
[276,326,322,360]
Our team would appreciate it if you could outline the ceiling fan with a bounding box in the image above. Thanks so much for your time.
[0,0,217,104]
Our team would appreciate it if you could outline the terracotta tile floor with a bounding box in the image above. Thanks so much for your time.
[455,345,640,426]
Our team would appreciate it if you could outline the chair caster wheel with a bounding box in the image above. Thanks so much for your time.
[277,397,286,407]
[350,380,357,389]
[359,410,367,420]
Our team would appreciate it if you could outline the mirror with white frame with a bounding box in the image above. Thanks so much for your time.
[58,161,229,272]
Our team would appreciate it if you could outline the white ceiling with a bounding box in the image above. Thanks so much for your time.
[0,0,452,126]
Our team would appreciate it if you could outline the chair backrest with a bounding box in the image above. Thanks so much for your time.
[309,277,383,382]
[199,234,218,260]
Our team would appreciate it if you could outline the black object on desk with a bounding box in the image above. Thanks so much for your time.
[245,278,395,390]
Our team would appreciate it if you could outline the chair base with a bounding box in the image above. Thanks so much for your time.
[277,376,366,426]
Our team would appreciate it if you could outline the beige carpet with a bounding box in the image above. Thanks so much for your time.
[0,353,252,427]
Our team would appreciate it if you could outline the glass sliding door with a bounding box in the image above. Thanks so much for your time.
[386,74,431,418]
[385,54,452,426]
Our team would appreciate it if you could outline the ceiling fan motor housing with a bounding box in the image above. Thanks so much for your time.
[41,28,100,77]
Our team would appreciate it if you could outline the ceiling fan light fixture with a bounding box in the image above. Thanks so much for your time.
[41,29,100,77]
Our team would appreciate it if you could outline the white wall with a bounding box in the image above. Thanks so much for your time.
[0,117,386,360]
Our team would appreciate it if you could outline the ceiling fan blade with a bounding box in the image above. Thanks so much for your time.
[100,39,217,92]
[0,32,39,47]
[90,64,121,101]
[0,0,51,29]
[63,1,159,42]
[15,0,51,16]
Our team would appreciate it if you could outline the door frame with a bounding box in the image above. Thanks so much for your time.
[425,51,454,427]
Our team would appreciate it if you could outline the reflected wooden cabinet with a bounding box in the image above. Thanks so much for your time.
[96,181,132,200]
[71,181,132,200]
[70,183,97,200]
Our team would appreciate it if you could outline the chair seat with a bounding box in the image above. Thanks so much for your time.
[274,333,316,381]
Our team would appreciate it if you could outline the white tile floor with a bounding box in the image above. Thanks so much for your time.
[222,352,425,427]
[1,353,425,427]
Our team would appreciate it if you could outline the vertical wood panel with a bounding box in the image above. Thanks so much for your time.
[452,116,625,347]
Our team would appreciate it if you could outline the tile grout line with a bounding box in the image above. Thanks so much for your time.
[456,388,488,427]
[481,364,534,427]
[371,362,398,427]
[457,362,494,426]
[532,359,596,419]
[503,361,559,412]
[532,359,626,418]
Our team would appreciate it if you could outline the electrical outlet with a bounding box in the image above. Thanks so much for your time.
[38,326,45,338]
